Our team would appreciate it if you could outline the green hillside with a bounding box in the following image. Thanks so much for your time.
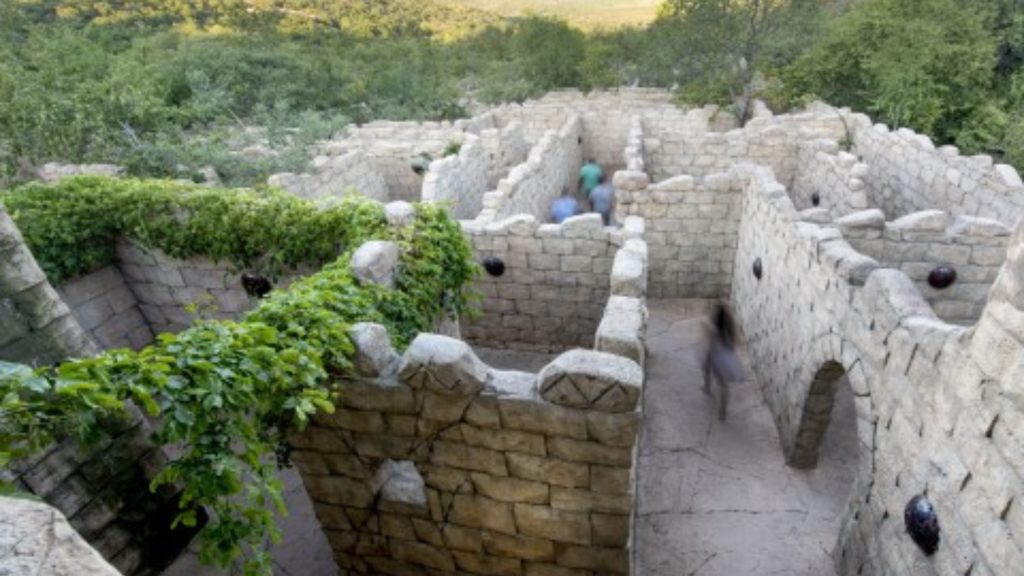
[445,0,661,29]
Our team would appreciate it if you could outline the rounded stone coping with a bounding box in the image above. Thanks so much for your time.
[537,349,643,413]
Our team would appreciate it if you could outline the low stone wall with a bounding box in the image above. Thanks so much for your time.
[644,106,846,185]
[617,169,743,299]
[460,213,642,352]
[422,134,490,220]
[846,112,1024,224]
[835,209,1011,326]
[478,116,584,223]
[289,331,643,576]
[58,265,153,351]
[480,121,530,192]
[732,163,1024,576]
[268,150,390,203]
[791,138,873,217]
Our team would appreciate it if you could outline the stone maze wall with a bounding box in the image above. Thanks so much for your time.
[732,163,1024,576]
[268,150,391,203]
[616,169,743,299]
[422,134,491,220]
[290,331,644,576]
[1,205,196,575]
[791,138,872,218]
[480,116,584,223]
[643,107,846,186]
[845,112,1024,223]
[58,265,153,351]
[834,209,1011,326]
[479,121,531,192]
[460,213,646,352]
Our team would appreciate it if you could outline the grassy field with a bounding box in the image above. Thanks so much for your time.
[445,0,662,29]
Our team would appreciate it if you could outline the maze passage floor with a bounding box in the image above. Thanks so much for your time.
[633,299,859,576]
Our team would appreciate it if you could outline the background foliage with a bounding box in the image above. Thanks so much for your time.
[0,177,479,574]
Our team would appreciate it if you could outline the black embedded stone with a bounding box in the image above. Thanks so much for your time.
[904,494,940,556]
[483,256,505,277]
[811,191,821,207]
[241,271,273,299]
[927,265,957,289]
[753,258,763,280]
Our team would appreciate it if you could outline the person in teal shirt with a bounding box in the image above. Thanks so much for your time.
[579,158,603,198]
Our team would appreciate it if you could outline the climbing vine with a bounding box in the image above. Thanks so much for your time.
[0,177,479,574]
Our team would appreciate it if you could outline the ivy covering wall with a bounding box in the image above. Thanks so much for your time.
[0,177,479,575]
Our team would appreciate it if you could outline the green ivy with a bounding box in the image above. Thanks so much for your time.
[0,177,479,574]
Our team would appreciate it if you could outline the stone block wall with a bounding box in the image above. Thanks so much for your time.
[58,265,153,351]
[289,331,643,576]
[479,116,584,223]
[623,116,645,173]
[460,213,642,352]
[480,121,531,191]
[617,169,743,299]
[644,107,846,185]
[0,204,98,365]
[835,209,1011,326]
[422,134,490,220]
[268,150,390,203]
[845,111,1024,224]
[791,138,873,217]
[731,163,1024,576]
[115,238,313,335]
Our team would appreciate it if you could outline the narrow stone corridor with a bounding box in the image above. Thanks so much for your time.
[633,299,859,576]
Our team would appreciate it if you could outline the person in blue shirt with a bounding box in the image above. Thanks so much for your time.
[550,186,579,224]
[589,175,615,226]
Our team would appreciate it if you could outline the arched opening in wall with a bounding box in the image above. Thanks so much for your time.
[789,360,858,470]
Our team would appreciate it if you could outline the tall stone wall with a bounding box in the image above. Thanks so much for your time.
[644,107,846,185]
[791,138,873,217]
[289,332,643,576]
[480,121,531,192]
[616,169,743,299]
[731,164,1024,576]
[268,150,390,203]
[0,204,98,364]
[422,134,490,220]
[835,209,1011,326]
[479,116,584,223]
[58,265,153,351]
[460,213,641,352]
[845,112,1024,224]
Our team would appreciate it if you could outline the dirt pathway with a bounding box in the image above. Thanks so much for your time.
[633,299,858,576]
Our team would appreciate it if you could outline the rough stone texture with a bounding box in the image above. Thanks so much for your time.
[460,214,640,352]
[595,296,647,364]
[268,149,390,203]
[398,333,489,396]
[421,134,490,220]
[791,139,872,217]
[59,265,153,351]
[385,201,416,228]
[350,240,400,289]
[537,349,643,413]
[0,496,122,576]
[350,322,398,378]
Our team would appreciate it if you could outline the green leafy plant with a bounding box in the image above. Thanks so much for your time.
[0,177,479,574]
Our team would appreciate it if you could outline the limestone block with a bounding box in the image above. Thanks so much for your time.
[481,531,555,562]
[372,460,426,510]
[949,216,1012,238]
[799,208,832,224]
[0,496,121,576]
[611,170,649,192]
[471,472,549,504]
[595,296,647,364]
[350,240,400,289]
[0,244,47,295]
[449,494,517,535]
[835,209,885,235]
[890,210,949,233]
[561,214,604,238]
[995,164,1024,187]
[556,545,628,573]
[349,323,397,377]
[610,248,646,299]
[537,350,643,413]
[398,333,489,396]
[506,452,589,488]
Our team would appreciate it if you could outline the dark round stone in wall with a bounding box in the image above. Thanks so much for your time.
[753,257,763,280]
[483,256,506,277]
[811,191,821,207]
[241,271,273,299]
[904,494,940,556]
[927,265,957,289]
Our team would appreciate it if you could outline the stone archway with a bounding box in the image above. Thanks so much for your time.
[787,359,848,469]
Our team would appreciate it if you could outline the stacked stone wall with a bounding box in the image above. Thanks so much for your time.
[834,209,1011,326]
[460,213,639,351]
[845,112,1024,224]
[478,116,584,223]
[290,330,643,576]
[422,134,490,220]
[731,163,1024,576]
[480,121,530,191]
[644,107,846,185]
[616,169,743,299]
[59,265,153,351]
[268,150,390,203]
[791,138,873,217]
